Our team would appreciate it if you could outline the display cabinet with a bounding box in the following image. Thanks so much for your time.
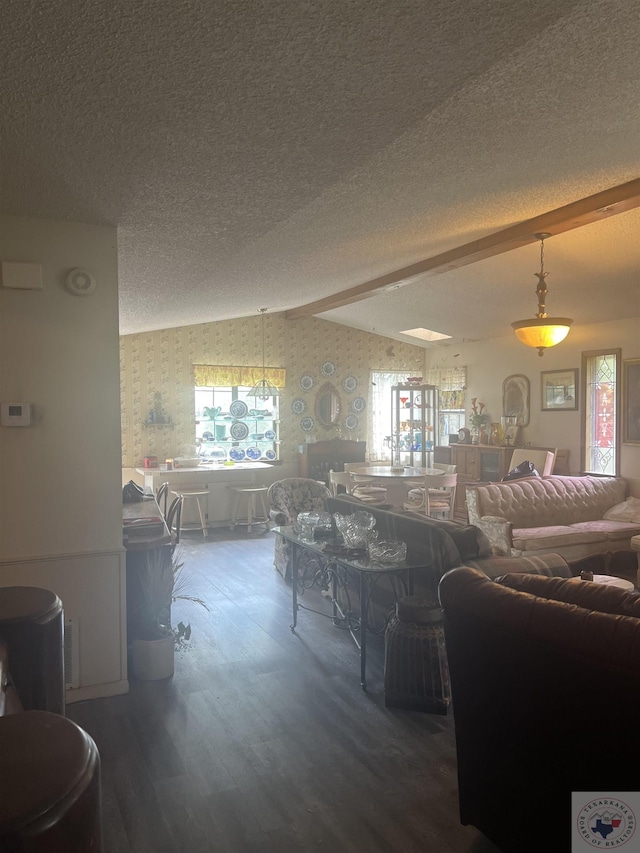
[297,439,366,482]
[391,385,439,469]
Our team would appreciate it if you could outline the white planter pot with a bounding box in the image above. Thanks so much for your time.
[131,633,175,680]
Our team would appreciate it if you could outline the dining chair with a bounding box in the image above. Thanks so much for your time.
[433,463,457,474]
[404,473,457,519]
[343,463,389,503]
[507,449,556,478]
[156,481,170,519]
[165,495,184,552]
[346,471,388,504]
[328,470,351,497]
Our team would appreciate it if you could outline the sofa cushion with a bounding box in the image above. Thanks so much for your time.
[463,552,571,578]
[440,566,640,668]
[603,496,640,522]
[326,494,491,564]
[471,476,627,528]
[512,525,604,551]
[496,573,640,619]
[569,519,640,541]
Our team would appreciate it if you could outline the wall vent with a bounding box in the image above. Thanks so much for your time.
[64,619,80,690]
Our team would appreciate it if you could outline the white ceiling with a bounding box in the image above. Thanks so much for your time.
[1,0,639,344]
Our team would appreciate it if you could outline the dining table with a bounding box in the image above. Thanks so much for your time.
[350,465,443,509]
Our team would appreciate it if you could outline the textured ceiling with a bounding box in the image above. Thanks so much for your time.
[1,0,638,342]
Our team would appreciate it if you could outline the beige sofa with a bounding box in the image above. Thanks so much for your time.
[466,475,640,560]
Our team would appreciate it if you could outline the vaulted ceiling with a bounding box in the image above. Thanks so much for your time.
[1,0,638,345]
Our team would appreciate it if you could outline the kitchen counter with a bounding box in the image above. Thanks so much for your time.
[135,462,273,528]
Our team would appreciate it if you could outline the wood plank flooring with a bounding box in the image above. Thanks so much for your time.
[68,529,501,852]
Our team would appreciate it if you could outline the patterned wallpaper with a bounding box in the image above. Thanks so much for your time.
[120,314,425,467]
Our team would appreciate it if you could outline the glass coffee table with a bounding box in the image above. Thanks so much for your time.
[273,525,434,689]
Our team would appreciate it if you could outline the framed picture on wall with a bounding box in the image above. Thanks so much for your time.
[540,369,578,411]
[622,358,640,444]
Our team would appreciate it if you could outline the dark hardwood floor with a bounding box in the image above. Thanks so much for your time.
[68,529,501,852]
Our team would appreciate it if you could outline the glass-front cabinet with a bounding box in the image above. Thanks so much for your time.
[195,386,280,462]
[391,384,440,468]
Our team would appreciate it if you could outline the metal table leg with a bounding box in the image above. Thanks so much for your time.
[290,542,299,632]
[360,571,367,690]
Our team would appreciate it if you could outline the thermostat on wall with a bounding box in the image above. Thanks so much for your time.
[1,402,31,426]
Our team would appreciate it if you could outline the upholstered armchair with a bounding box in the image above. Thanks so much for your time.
[439,567,640,852]
[267,478,331,579]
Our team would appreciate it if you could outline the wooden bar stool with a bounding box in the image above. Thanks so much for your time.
[229,486,269,534]
[171,486,209,538]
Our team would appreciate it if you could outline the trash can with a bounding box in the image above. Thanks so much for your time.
[384,596,450,714]
[0,587,65,714]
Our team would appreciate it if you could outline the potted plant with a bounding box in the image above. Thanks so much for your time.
[130,546,208,680]
[469,398,490,444]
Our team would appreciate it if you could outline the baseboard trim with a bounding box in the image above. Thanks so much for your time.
[0,546,125,566]
[65,679,129,704]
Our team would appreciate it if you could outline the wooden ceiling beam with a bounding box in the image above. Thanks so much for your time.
[284,178,640,319]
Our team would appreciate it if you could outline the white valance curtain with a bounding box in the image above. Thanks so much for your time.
[193,364,286,388]
[427,366,467,410]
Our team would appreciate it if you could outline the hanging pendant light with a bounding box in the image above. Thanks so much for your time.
[248,308,282,400]
[511,233,573,357]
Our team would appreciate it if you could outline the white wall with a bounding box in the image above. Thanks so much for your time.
[426,317,640,493]
[0,215,127,700]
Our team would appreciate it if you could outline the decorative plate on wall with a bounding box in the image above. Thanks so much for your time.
[344,414,358,431]
[245,446,262,460]
[343,375,358,392]
[291,398,306,415]
[299,374,314,391]
[229,421,250,440]
[264,449,277,460]
[229,400,249,419]
[321,360,336,377]
[229,447,246,461]
[264,429,276,440]
[300,416,315,431]
[352,396,366,413]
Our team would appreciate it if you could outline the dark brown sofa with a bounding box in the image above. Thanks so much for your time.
[438,567,640,853]
[326,494,571,596]
[324,495,571,630]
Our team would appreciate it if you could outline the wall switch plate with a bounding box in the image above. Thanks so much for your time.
[1,402,32,426]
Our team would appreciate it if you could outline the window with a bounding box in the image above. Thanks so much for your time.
[195,385,279,462]
[581,349,620,475]
[427,366,467,444]
[370,371,409,460]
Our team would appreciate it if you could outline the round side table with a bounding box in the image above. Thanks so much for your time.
[570,573,635,592]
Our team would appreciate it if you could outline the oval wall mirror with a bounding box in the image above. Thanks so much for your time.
[316,382,341,426]
[502,374,530,426]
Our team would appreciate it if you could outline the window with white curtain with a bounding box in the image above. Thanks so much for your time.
[427,366,467,444]
[369,367,467,458]
[369,371,409,460]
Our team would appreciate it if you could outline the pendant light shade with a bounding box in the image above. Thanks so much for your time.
[248,308,282,400]
[511,234,572,356]
[248,377,281,400]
